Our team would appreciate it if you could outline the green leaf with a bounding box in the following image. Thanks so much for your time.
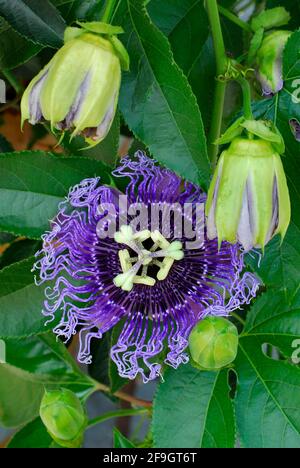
[0,333,94,427]
[149,0,214,130]
[113,428,136,448]
[153,364,235,448]
[244,288,300,358]
[247,226,300,294]
[117,0,210,189]
[0,257,57,339]
[7,418,53,448]
[0,232,15,244]
[0,0,66,48]
[158,0,209,79]
[0,17,42,70]
[0,364,46,427]
[235,335,300,448]
[0,151,111,238]
[56,0,103,23]
[186,37,215,131]
[234,286,300,448]
[60,113,120,168]
[0,239,41,269]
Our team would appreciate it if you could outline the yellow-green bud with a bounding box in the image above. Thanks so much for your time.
[39,388,87,448]
[189,316,238,370]
[21,29,122,146]
[256,30,291,95]
[206,136,291,252]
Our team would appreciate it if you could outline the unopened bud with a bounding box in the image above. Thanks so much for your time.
[189,316,238,370]
[39,388,87,448]
[21,23,128,147]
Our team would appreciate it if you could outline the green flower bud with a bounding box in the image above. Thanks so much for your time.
[21,29,122,146]
[256,30,291,95]
[39,388,87,448]
[206,136,291,252]
[189,316,238,370]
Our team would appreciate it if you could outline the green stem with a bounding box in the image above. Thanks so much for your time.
[218,5,252,32]
[206,0,228,167]
[231,312,246,327]
[208,82,226,165]
[102,0,118,24]
[237,76,253,120]
[1,69,23,95]
[87,408,149,429]
[91,382,152,408]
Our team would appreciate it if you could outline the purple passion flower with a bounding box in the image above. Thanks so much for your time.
[34,153,259,382]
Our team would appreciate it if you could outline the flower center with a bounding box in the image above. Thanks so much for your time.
[113,225,184,292]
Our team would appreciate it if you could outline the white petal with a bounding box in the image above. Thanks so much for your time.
[237,178,255,251]
[29,71,48,124]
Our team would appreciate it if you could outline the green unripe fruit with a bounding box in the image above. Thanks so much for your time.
[39,388,87,448]
[189,316,239,370]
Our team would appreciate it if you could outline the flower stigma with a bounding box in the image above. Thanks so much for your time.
[113,225,184,292]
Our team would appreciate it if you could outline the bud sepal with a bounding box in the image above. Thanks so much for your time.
[39,388,88,448]
[21,21,130,147]
[189,316,239,371]
[206,133,291,252]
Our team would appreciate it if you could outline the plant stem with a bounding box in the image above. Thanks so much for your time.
[218,5,252,32]
[88,408,149,429]
[93,382,152,409]
[208,82,226,165]
[102,0,118,24]
[237,76,253,120]
[230,312,246,327]
[1,69,23,95]
[206,0,228,167]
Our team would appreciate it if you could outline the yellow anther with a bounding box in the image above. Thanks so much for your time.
[151,230,170,249]
[157,258,175,281]
[114,225,134,244]
[114,271,136,292]
[118,249,131,273]
[113,226,184,291]
[133,230,151,243]
[133,276,156,287]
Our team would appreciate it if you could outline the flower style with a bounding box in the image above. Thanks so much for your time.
[34,153,259,382]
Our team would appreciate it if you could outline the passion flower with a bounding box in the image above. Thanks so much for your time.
[34,153,259,382]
